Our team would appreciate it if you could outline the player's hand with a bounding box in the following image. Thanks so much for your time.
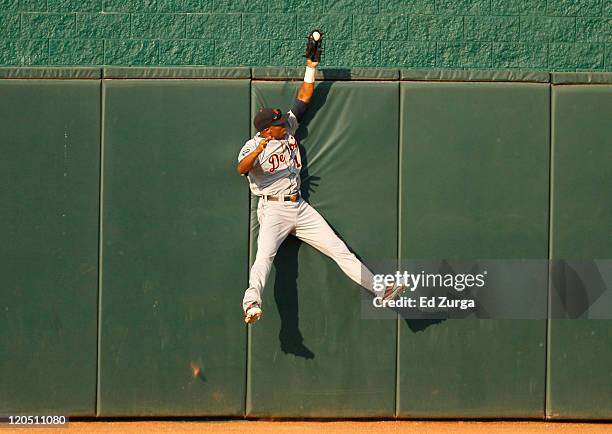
[306,59,319,69]
[257,138,270,152]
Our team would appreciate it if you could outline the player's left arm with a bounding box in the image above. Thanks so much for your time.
[287,30,322,130]
[288,58,318,128]
[297,58,319,104]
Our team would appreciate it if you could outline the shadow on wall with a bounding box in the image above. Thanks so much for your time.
[294,79,332,202]
[269,78,336,361]
[272,237,314,359]
[269,73,443,360]
[273,231,445,360]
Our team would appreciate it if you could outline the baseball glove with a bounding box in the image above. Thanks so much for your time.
[304,29,323,62]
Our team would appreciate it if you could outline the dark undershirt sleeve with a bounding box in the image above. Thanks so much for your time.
[290,98,308,122]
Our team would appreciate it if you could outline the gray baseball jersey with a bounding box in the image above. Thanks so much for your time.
[237,110,302,197]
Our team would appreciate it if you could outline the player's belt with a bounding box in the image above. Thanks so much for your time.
[262,192,300,203]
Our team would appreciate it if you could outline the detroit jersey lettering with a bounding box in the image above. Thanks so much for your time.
[237,110,302,197]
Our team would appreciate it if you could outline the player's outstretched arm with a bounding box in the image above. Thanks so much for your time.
[296,58,319,104]
[290,30,323,121]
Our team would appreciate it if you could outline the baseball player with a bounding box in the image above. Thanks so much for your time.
[237,31,404,324]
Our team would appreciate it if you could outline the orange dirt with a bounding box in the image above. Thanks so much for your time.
[6,420,612,434]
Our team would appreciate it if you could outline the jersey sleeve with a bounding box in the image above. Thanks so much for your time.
[286,99,308,135]
[238,139,259,176]
[238,139,256,163]
[286,111,299,136]
[237,140,259,176]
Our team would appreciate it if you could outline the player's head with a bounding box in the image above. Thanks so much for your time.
[254,108,287,140]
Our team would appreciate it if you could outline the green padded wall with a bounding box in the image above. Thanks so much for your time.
[398,82,550,417]
[247,81,398,417]
[547,84,612,419]
[1,68,610,419]
[99,79,250,416]
[0,80,100,415]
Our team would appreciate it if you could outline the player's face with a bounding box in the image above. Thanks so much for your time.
[264,125,286,140]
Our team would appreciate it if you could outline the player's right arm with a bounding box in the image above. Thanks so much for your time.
[236,138,270,175]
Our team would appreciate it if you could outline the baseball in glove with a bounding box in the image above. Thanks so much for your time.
[305,29,323,62]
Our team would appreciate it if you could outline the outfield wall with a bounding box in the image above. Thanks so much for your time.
[0,68,610,419]
[0,1,611,71]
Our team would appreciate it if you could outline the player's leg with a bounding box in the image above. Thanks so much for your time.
[292,200,376,294]
[243,201,296,315]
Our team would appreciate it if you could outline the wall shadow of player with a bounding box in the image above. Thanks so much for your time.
[272,237,314,359]
[400,260,491,333]
[270,71,443,358]
[307,72,447,335]
[272,214,361,361]
[403,317,445,333]
[269,77,340,360]
[295,79,334,201]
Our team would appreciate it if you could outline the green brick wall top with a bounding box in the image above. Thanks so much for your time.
[251,67,399,80]
[0,66,101,78]
[400,68,551,82]
[102,66,251,78]
[0,67,571,81]
[552,72,612,83]
[0,0,611,70]
[9,67,612,82]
